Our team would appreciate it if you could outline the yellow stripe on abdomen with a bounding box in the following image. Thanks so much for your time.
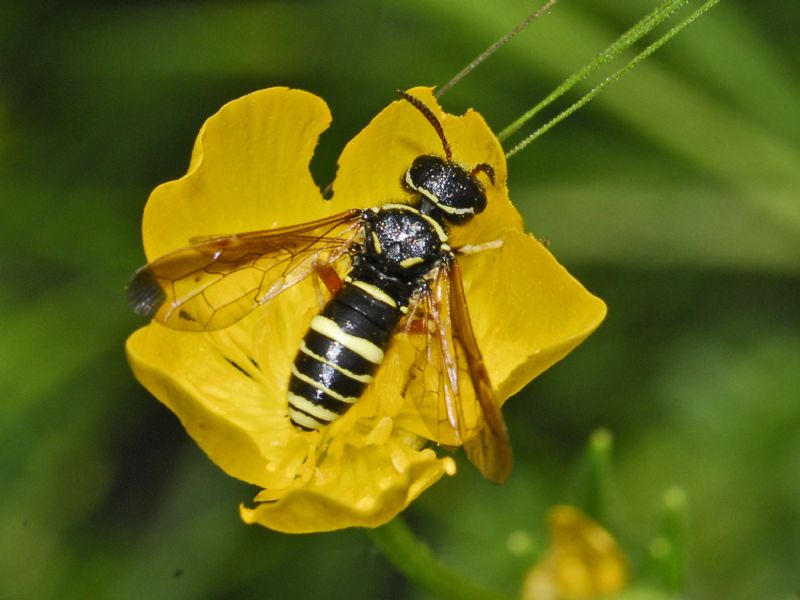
[298,340,374,384]
[309,315,385,364]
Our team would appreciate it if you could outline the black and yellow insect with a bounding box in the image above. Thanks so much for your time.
[127,91,512,483]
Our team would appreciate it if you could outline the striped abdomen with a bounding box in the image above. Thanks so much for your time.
[287,277,407,431]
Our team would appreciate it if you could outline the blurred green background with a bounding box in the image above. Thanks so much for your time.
[1,0,798,598]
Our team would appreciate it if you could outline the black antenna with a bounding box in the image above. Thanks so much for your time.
[436,0,559,98]
[397,90,453,161]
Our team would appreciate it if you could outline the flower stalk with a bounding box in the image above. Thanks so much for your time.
[367,517,515,600]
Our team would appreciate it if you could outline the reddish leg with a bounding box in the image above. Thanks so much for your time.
[316,264,344,296]
[404,318,432,335]
[402,300,436,335]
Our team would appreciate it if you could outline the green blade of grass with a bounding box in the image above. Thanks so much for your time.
[497,0,690,144]
[503,0,721,156]
[402,0,800,238]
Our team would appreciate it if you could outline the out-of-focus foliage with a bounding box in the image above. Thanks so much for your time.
[0,1,797,599]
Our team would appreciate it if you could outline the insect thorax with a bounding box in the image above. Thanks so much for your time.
[362,204,450,285]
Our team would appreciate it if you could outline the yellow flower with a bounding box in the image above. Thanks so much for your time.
[522,506,628,600]
[126,87,606,533]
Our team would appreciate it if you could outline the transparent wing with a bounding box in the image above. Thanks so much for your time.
[400,258,512,483]
[448,259,512,483]
[126,209,363,331]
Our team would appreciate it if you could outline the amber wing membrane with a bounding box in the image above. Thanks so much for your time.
[448,259,512,482]
[126,210,363,331]
[401,259,512,483]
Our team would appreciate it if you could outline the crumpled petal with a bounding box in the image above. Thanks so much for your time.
[126,86,606,533]
[240,423,456,533]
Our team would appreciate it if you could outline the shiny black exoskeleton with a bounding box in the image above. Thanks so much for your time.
[287,93,494,431]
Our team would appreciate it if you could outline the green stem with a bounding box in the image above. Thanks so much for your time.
[436,0,559,99]
[367,517,514,600]
[573,428,614,525]
[647,487,689,594]
[496,0,688,144]
[503,0,721,158]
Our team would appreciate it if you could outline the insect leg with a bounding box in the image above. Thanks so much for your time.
[401,283,436,335]
[317,263,344,295]
[455,239,504,255]
[309,261,344,308]
[404,317,435,335]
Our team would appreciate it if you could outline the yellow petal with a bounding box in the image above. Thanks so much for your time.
[141,87,333,261]
[240,442,455,533]
[330,86,522,246]
[126,284,315,488]
[461,230,607,403]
